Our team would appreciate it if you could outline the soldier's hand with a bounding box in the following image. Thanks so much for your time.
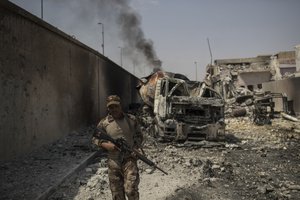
[101,142,120,152]
[131,148,144,158]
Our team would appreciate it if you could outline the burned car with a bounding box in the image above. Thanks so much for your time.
[252,92,288,125]
[138,71,225,142]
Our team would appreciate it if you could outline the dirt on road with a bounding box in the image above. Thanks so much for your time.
[48,117,300,200]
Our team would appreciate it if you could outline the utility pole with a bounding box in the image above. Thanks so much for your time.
[194,61,198,81]
[207,38,213,65]
[98,22,104,55]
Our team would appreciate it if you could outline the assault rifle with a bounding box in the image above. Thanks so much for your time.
[93,128,168,175]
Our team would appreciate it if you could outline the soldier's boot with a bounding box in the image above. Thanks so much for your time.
[111,190,126,200]
[126,191,139,200]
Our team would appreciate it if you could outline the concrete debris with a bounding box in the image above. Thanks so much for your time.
[0,118,299,200]
[231,107,247,117]
[203,54,299,127]
[281,112,299,122]
[223,91,289,126]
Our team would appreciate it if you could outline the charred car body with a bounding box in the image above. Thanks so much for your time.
[253,92,288,125]
[138,71,225,142]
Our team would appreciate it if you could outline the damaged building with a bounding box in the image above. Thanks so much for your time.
[205,47,300,124]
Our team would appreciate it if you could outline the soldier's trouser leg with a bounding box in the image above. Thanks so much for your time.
[123,158,140,200]
[108,159,126,200]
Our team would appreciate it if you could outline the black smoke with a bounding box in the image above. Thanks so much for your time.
[112,0,162,69]
[49,0,162,70]
[117,6,161,68]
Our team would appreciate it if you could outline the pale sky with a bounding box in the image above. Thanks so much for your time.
[9,0,300,80]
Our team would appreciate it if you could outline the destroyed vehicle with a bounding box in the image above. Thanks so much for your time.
[138,71,225,142]
[252,92,287,125]
[253,95,274,125]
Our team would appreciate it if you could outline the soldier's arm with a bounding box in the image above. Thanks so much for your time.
[92,119,118,152]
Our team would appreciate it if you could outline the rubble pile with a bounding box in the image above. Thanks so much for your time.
[165,118,300,200]
[204,56,296,127]
[227,116,300,141]
[224,89,292,127]
[49,118,299,200]
[1,115,299,200]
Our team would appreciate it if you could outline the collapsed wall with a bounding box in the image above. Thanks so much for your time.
[0,1,140,160]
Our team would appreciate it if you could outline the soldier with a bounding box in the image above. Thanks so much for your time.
[92,95,143,200]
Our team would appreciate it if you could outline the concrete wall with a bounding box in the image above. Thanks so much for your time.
[263,77,300,116]
[237,71,271,89]
[295,45,300,72]
[277,51,295,65]
[280,66,296,76]
[0,1,140,160]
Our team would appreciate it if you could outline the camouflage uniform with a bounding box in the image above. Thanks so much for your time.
[93,113,143,200]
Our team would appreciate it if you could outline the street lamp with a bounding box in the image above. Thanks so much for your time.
[41,0,43,19]
[98,22,104,55]
[194,61,198,81]
[118,47,123,67]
